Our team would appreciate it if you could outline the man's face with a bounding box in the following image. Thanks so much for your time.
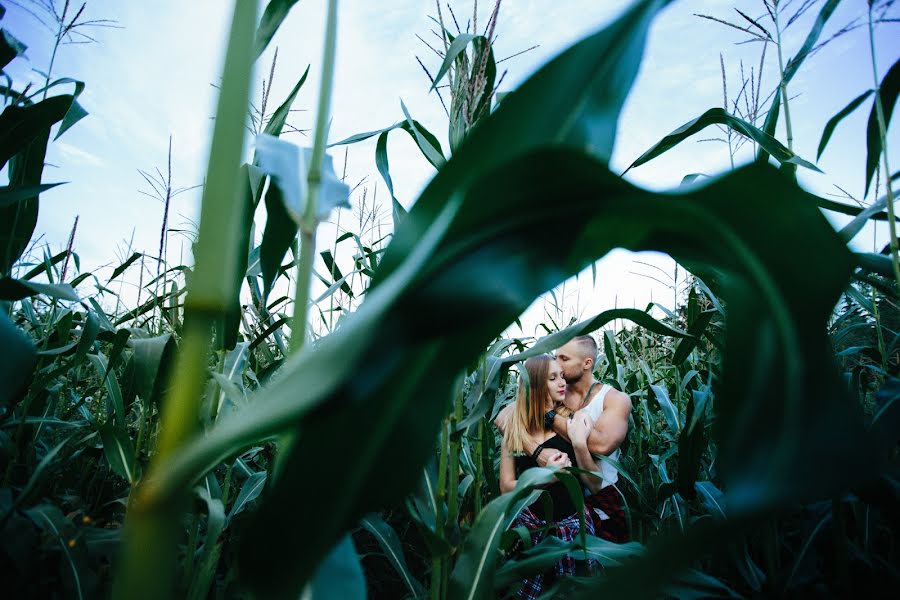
[555,341,587,383]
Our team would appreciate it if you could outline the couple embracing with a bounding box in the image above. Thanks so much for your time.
[494,335,631,597]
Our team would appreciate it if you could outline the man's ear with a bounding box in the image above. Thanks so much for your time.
[583,357,593,372]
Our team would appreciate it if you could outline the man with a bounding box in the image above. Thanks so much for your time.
[495,334,632,542]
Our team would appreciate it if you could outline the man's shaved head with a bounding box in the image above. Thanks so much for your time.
[572,335,598,365]
[555,335,598,383]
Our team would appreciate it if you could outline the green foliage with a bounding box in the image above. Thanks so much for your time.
[1,1,898,599]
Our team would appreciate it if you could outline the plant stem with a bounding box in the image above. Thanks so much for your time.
[773,6,794,152]
[183,512,201,585]
[275,0,340,479]
[289,0,340,352]
[473,419,484,515]
[114,0,258,596]
[432,420,449,600]
[868,5,900,290]
[446,385,464,527]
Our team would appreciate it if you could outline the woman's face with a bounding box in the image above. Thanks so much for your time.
[546,359,567,404]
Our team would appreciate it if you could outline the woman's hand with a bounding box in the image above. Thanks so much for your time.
[545,451,571,469]
[568,412,593,449]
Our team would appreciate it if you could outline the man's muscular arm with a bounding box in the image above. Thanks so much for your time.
[581,389,632,456]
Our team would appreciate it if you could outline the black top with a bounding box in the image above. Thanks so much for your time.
[514,434,581,522]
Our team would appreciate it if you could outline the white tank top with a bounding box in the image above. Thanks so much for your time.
[581,384,620,489]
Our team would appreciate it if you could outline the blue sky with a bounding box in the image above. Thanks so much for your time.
[4,0,898,334]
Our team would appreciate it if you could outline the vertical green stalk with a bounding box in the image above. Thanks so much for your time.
[114,1,258,597]
[274,0,340,479]
[183,513,201,585]
[868,5,900,290]
[289,0,340,352]
[446,388,464,527]
[773,5,794,152]
[473,419,484,515]
[431,420,449,600]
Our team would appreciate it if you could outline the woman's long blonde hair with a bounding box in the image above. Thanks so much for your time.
[505,355,555,454]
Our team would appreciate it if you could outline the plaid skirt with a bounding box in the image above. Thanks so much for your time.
[510,506,597,600]
[585,485,628,544]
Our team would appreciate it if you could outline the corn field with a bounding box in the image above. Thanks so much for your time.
[1,0,898,598]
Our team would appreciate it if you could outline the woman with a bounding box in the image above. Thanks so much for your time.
[500,354,597,599]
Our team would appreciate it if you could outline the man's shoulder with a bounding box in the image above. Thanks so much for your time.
[605,388,632,412]
[584,385,631,414]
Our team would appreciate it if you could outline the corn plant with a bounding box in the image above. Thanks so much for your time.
[1,0,898,598]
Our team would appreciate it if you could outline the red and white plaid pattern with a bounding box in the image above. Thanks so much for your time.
[585,486,628,544]
[509,506,597,600]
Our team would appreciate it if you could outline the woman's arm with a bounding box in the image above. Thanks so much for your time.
[569,413,602,495]
[499,437,518,493]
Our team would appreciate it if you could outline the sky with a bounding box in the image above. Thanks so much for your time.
[3,0,899,338]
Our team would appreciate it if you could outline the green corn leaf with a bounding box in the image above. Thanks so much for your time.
[757,0,842,165]
[625,107,821,174]
[672,309,716,364]
[1,128,50,274]
[504,307,691,365]
[839,192,889,242]
[228,471,267,522]
[864,56,900,196]
[783,0,842,83]
[259,180,296,299]
[331,116,445,229]
[0,182,64,207]
[0,312,36,407]
[187,485,227,600]
[108,252,142,282]
[72,311,100,368]
[10,436,72,513]
[127,333,176,408]
[255,0,302,58]
[430,33,481,90]
[0,277,79,302]
[0,28,27,69]
[650,384,680,435]
[99,421,139,484]
[400,99,445,167]
[331,118,445,170]
[817,89,873,159]
[264,65,310,137]
[226,68,310,348]
[20,250,67,280]
[448,468,558,600]
[0,94,72,170]
[854,252,895,277]
[307,535,366,600]
[496,535,644,590]
[677,390,708,498]
[695,481,726,519]
[88,352,125,427]
[149,4,870,597]
[360,513,425,598]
